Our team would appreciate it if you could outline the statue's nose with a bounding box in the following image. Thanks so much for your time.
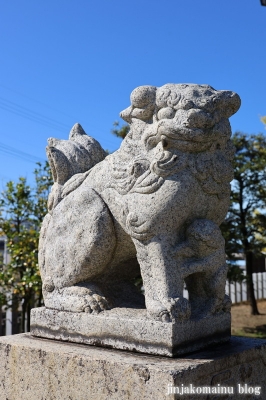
[217,91,241,118]
[120,106,132,123]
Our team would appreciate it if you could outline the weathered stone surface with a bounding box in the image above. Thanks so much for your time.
[0,334,265,400]
[31,307,231,357]
[35,83,241,355]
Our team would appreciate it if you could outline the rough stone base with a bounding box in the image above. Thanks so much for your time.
[30,307,231,357]
[0,334,265,400]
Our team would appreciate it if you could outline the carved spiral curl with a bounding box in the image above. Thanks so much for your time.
[115,84,240,197]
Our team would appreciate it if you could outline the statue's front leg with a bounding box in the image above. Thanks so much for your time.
[133,235,191,322]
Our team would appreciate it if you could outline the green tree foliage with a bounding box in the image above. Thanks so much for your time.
[221,132,266,315]
[111,121,130,139]
[0,162,53,332]
[226,264,246,284]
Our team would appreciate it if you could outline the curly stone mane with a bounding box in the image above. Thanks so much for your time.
[108,84,240,197]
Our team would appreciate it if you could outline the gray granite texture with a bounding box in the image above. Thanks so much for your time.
[31,307,231,357]
[0,334,265,400]
[37,83,241,354]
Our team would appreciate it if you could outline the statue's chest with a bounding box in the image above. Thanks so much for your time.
[101,173,200,239]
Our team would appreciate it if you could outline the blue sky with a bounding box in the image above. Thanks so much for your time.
[0,0,265,187]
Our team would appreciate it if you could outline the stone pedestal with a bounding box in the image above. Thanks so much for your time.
[30,307,231,357]
[0,334,265,400]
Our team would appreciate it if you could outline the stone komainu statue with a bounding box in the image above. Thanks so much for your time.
[39,83,240,322]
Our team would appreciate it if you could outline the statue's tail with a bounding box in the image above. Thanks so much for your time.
[46,123,106,212]
[46,123,106,185]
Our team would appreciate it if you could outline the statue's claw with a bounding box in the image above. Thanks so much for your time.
[168,297,191,321]
[43,285,111,314]
[147,300,171,322]
[83,294,109,314]
[159,311,171,323]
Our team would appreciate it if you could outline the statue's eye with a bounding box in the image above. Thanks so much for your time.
[157,107,175,120]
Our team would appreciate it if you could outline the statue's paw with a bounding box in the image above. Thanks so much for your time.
[168,297,191,321]
[158,310,171,323]
[208,295,231,314]
[43,285,111,313]
[147,298,191,322]
[148,309,171,323]
[147,301,171,323]
[83,293,110,314]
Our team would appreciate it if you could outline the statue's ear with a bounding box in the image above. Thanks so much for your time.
[120,106,132,123]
